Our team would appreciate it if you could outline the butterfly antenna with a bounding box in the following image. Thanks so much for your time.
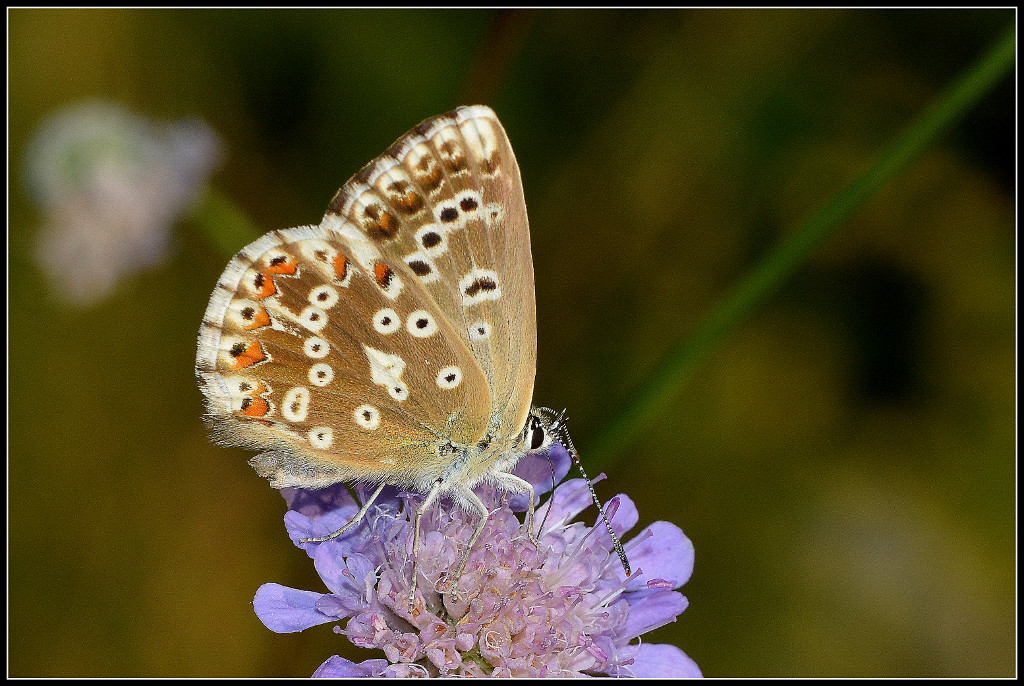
[535,442,558,536]
[543,408,631,577]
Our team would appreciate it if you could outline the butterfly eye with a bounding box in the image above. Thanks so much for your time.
[530,423,546,451]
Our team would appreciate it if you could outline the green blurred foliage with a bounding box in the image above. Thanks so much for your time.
[8,8,1014,677]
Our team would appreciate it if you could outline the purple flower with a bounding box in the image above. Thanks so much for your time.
[24,101,221,306]
[254,444,701,677]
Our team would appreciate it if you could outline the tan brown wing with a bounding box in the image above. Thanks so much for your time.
[323,106,537,446]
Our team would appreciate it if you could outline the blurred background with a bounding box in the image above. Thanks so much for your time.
[8,8,1015,677]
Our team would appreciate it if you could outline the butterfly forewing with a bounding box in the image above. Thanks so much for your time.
[461,113,538,443]
[323,106,537,446]
[197,106,535,492]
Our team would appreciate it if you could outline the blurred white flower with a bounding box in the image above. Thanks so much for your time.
[25,101,222,306]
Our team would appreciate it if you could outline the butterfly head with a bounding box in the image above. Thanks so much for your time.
[518,406,567,456]
[523,405,632,577]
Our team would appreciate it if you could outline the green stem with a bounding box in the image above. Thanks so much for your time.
[585,25,1016,467]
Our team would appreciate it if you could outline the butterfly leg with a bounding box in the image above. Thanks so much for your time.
[300,483,387,543]
[445,484,491,603]
[409,480,443,611]
[492,472,540,548]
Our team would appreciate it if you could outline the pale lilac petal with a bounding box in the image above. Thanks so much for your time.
[281,483,357,517]
[314,594,352,619]
[252,583,334,633]
[592,493,640,545]
[620,590,689,639]
[283,507,363,559]
[312,655,389,677]
[342,552,377,588]
[311,542,346,595]
[282,508,318,544]
[536,477,599,532]
[630,643,703,677]
[311,543,360,595]
[509,442,573,509]
[623,521,695,590]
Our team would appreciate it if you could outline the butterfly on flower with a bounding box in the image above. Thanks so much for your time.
[196,106,627,606]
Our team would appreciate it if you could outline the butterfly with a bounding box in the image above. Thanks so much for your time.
[195,105,627,606]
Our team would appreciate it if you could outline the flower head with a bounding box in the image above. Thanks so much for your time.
[254,444,701,677]
[25,101,221,306]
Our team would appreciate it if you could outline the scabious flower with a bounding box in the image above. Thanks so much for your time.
[25,101,221,306]
[254,444,701,677]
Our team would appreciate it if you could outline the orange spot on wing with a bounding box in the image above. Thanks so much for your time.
[380,210,397,233]
[243,306,270,330]
[374,262,393,289]
[240,395,269,418]
[253,272,276,299]
[232,342,266,370]
[364,204,399,239]
[266,255,297,275]
[333,254,350,281]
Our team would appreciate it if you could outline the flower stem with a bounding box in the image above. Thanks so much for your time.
[585,24,1016,468]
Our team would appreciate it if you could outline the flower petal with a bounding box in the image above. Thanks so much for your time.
[623,521,695,590]
[26,102,220,307]
[284,507,359,558]
[510,441,573,510]
[281,483,357,517]
[591,493,640,546]
[312,655,389,678]
[535,477,598,533]
[312,541,352,595]
[620,589,688,639]
[256,446,699,677]
[253,583,335,633]
[312,548,376,618]
[629,643,703,677]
